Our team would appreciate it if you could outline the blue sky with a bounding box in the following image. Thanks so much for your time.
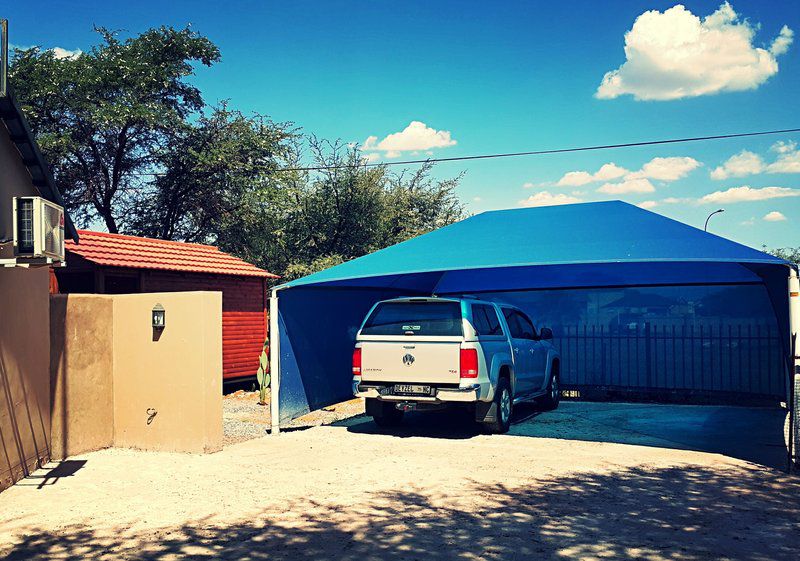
[5,0,800,248]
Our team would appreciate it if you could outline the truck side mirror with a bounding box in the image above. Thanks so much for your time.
[540,327,553,340]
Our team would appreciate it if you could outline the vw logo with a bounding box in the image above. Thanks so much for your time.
[402,353,415,366]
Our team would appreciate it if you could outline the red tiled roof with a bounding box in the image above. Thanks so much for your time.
[66,230,279,278]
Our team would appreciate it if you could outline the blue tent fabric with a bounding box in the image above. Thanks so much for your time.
[280,201,784,290]
[274,201,792,423]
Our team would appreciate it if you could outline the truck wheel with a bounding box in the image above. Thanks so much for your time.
[540,367,560,411]
[483,377,512,434]
[369,399,404,427]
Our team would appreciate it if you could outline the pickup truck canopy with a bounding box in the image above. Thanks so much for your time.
[271,201,794,425]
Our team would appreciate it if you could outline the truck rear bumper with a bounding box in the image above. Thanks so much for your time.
[353,382,485,403]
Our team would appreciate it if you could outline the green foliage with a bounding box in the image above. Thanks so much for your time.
[10,26,467,283]
[763,246,800,265]
[193,137,467,281]
[9,26,220,232]
[256,340,270,403]
[130,102,295,242]
[283,254,346,281]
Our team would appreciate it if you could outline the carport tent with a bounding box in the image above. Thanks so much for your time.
[270,201,794,425]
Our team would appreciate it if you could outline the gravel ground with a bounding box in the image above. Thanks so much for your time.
[1,406,798,560]
[222,389,365,446]
[222,389,271,445]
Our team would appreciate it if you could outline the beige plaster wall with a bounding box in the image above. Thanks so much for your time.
[50,295,114,460]
[47,291,222,460]
[112,291,222,454]
[0,267,51,491]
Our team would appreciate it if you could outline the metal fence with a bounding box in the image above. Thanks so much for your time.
[554,322,785,400]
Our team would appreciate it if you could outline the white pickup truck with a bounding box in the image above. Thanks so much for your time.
[352,296,561,433]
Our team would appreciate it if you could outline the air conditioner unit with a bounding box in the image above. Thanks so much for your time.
[12,196,65,261]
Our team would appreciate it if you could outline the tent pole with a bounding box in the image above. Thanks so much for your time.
[270,288,281,435]
[788,267,799,469]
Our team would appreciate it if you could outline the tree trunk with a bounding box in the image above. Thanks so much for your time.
[102,209,118,233]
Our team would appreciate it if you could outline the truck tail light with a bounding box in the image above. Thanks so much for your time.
[460,348,479,378]
[352,347,362,376]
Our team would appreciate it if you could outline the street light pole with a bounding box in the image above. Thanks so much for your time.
[704,209,725,232]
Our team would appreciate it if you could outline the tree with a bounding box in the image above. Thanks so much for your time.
[10,25,467,281]
[763,246,800,265]
[273,139,467,280]
[130,103,295,243]
[9,26,220,232]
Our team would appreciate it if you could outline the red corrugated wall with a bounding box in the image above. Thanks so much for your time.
[143,271,267,380]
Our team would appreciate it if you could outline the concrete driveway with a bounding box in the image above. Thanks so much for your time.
[341,401,790,470]
[515,402,789,470]
[0,402,797,561]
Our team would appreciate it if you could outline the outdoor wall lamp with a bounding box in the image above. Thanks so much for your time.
[152,304,165,329]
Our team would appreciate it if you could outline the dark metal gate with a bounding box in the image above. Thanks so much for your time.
[555,322,785,402]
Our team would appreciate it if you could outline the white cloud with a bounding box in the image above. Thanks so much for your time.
[597,177,655,194]
[556,156,699,193]
[772,140,796,155]
[519,191,582,208]
[362,152,381,164]
[556,163,629,186]
[711,141,800,179]
[362,121,456,159]
[699,185,800,204]
[51,47,82,60]
[556,171,595,187]
[771,25,795,56]
[763,211,787,222]
[593,163,630,182]
[766,141,800,174]
[473,196,482,202]
[637,157,701,181]
[596,3,793,101]
[9,44,82,59]
[740,217,756,226]
[638,196,692,209]
[710,150,765,179]
[552,156,702,194]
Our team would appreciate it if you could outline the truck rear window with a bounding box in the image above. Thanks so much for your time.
[361,302,463,336]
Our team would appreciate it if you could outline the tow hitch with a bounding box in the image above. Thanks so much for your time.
[395,402,417,412]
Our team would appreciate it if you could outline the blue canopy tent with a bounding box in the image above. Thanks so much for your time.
[269,201,797,428]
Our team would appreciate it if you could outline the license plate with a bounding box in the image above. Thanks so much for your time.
[393,384,431,396]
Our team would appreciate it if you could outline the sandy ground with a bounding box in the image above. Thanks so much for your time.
[1,404,799,560]
[222,389,365,445]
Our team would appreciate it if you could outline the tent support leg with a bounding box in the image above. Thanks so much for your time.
[788,267,799,469]
[270,289,281,435]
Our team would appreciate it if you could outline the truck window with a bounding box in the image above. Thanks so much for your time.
[516,312,538,340]
[361,301,463,336]
[472,304,504,336]
[502,309,537,340]
[502,308,523,338]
